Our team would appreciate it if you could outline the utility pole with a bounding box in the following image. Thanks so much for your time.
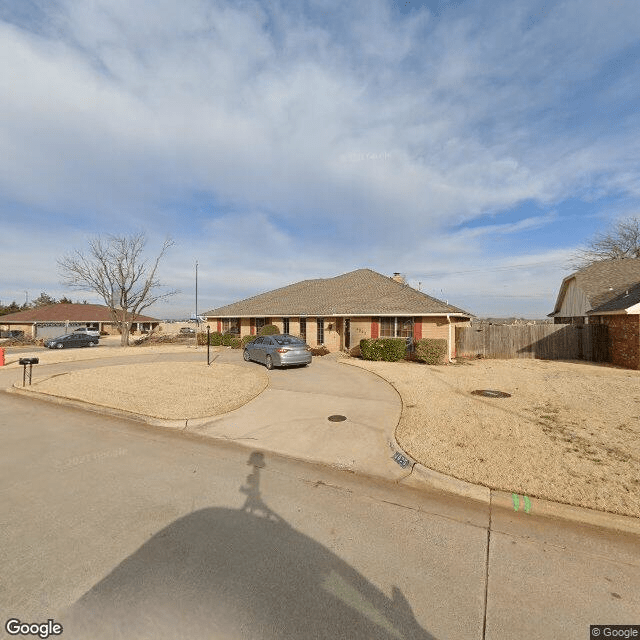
[195,260,199,348]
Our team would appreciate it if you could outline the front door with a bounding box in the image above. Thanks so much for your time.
[344,319,351,349]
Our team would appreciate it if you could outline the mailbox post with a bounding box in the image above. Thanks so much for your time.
[19,357,39,386]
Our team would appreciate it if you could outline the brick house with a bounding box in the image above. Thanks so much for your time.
[0,303,160,339]
[203,269,473,359]
[548,259,640,369]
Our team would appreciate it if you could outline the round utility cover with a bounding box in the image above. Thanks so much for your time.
[327,415,347,422]
[471,389,511,398]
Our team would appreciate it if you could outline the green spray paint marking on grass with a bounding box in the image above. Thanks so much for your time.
[523,495,532,514]
[512,493,520,511]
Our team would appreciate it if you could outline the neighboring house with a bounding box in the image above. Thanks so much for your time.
[203,269,474,359]
[548,258,640,369]
[0,303,160,339]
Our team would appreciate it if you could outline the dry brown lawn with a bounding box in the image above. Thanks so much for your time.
[347,358,640,518]
[30,362,268,420]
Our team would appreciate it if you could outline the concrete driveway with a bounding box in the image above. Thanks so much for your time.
[198,350,406,480]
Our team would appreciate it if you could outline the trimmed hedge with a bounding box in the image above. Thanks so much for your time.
[414,338,447,364]
[230,338,242,349]
[209,331,223,346]
[222,333,235,346]
[241,335,257,347]
[359,338,407,362]
[258,324,279,336]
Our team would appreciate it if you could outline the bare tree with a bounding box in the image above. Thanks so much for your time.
[58,233,176,346]
[571,216,640,268]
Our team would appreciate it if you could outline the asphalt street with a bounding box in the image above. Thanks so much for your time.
[0,353,638,640]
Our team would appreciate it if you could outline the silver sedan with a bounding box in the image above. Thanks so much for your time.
[243,334,312,369]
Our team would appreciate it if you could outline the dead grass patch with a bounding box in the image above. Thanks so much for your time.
[29,362,268,420]
[347,358,640,518]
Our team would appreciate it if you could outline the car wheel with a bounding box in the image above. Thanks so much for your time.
[56,343,64,349]
[265,355,274,370]
[243,349,251,362]
[89,341,97,347]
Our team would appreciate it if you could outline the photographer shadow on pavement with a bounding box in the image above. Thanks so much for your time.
[61,451,435,640]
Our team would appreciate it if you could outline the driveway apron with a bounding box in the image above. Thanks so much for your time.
[195,351,406,480]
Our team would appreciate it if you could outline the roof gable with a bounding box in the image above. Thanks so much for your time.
[551,259,640,316]
[204,268,473,317]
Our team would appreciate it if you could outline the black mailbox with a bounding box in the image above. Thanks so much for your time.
[19,358,39,386]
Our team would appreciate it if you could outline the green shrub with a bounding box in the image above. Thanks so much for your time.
[209,331,223,346]
[414,338,447,364]
[258,324,279,336]
[230,338,242,349]
[197,332,208,345]
[359,338,407,362]
[241,335,257,347]
[222,333,234,346]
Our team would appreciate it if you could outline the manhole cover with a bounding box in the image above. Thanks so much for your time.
[471,389,511,398]
[328,415,347,422]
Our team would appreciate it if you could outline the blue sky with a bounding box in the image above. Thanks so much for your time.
[1,0,639,318]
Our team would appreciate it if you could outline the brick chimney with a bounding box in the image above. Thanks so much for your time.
[391,272,405,284]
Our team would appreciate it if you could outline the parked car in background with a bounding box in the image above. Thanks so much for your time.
[72,327,100,338]
[243,334,312,369]
[45,333,99,349]
[179,327,196,334]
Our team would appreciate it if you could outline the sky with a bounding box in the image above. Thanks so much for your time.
[1,0,639,319]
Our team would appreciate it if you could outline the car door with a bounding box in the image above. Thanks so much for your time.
[70,334,83,348]
[248,337,263,362]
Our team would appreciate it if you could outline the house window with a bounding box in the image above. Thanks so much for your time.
[379,318,395,338]
[378,317,413,338]
[254,318,267,333]
[317,318,324,345]
[282,318,290,334]
[222,318,240,334]
[300,318,306,340]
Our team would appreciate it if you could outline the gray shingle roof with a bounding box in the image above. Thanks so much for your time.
[550,259,640,316]
[204,269,473,317]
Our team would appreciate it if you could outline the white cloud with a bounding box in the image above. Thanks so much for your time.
[1,0,639,317]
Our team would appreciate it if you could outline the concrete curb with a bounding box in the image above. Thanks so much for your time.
[6,383,242,431]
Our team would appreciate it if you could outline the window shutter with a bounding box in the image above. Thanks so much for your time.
[371,318,379,339]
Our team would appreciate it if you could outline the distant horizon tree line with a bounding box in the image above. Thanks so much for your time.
[0,292,90,317]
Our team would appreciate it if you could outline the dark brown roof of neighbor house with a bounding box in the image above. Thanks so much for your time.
[0,303,159,323]
[204,269,473,317]
[549,259,640,316]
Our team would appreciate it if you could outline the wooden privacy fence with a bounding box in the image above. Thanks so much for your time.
[455,324,609,362]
